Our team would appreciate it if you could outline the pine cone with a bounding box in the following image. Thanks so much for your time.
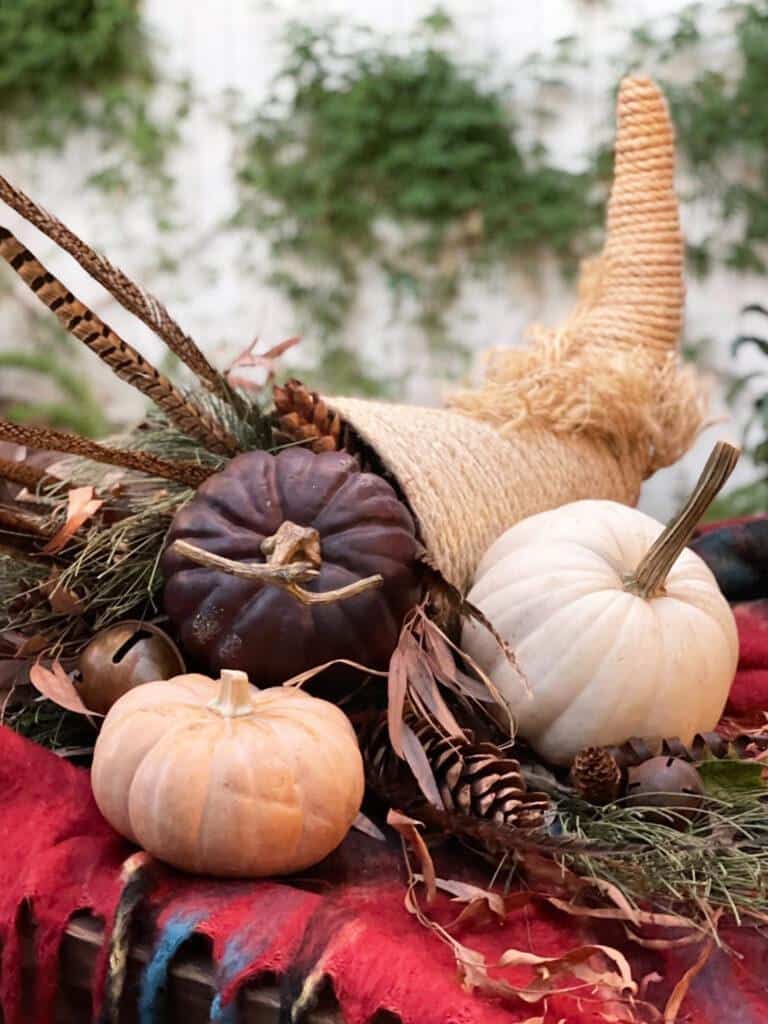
[570,747,622,805]
[364,714,549,829]
[273,379,342,454]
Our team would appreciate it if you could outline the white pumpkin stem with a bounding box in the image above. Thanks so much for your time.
[625,441,740,599]
[209,669,254,718]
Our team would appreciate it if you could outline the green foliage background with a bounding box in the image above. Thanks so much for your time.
[234,15,603,390]
[5,0,768,503]
[0,0,189,435]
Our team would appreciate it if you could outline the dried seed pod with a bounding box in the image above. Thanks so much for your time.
[77,621,185,714]
[624,756,704,825]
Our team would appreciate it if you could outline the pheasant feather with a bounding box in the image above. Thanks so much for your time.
[0,175,242,411]
[0,228,239,456]
[0,419,212,487]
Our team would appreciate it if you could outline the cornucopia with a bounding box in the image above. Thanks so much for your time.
[0,76,767,979]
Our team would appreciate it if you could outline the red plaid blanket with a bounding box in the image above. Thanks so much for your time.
[2,518,768,1024]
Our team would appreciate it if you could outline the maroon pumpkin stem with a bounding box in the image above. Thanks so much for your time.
[170,525,383,607]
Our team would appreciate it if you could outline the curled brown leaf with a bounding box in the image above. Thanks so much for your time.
[387,644,408,758]
[663,939,713,1023]
[387,809,436,904]
[400,720,443,808]
[29,660,101,717]
[499,941,637,997]
[282,658,387,689]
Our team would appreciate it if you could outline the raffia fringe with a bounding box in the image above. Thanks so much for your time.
[447,316,706,477]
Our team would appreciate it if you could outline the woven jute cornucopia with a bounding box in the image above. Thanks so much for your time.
[326,77,705,591]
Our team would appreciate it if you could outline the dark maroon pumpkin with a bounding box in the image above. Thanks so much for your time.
[162,448,421,685]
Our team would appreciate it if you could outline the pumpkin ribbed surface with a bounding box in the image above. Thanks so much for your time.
[462,500,738,764]
[91,674,364,877]
[162,448,420,684]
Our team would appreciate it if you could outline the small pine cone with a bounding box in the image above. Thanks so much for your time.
[273,379,342,454]
[570,747,622,805]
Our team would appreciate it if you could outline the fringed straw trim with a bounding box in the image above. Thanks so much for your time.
[447,331,707,478]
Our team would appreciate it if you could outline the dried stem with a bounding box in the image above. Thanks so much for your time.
[0,457,54,491]
[260,520,322,569]
[0,174,246,414]
[170,537,383,605]
[0,419,212,488]
[0,503,52,537]
[624,441,740,598]
[0,227,240,456]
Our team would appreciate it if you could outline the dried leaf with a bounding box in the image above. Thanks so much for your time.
[282,658,387,688]
[548,895,697,933]
[403,632,463,738]
[499,942,637,997]
[663,939,713,1023]
[639,971,664,1000]
[41,572,85,615]
[352,812,386,842]
[460,595,527,689]
[625,930,704,951]
[697,758,767,797]
[401,720,443,808]
[399,845,643,1017]
[387,644,408,757]
[421,619,458,680]
[431,876,508,930]
[450,667,498,703]
[436,623,518,731]
[41,486,103,554]
[13,633,50,658]
[29,660,101,717]
[432,876,506,919]
[387,809,436,903]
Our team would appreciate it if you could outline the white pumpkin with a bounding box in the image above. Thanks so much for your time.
[462,484,739,764]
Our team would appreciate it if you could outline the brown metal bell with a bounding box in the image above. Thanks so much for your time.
[624,756,704,825]
[77,620,185,715]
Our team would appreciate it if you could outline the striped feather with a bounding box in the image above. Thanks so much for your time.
[0,419,213,488]
[0,175,243,412]
[0,228,239,457]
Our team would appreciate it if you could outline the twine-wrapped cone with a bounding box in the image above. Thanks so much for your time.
[328,77,705,591]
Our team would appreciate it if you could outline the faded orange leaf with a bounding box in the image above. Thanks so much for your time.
[41,486,103,555]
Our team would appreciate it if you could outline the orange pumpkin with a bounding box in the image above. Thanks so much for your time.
[91,669,364,877]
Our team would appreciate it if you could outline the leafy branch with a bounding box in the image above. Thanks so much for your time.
[233,15,602,391]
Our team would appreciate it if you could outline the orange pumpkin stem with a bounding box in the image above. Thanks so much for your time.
[624,440,740,599]
[208,669,254,718]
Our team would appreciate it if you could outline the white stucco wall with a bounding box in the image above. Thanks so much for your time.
[0,0,763,518]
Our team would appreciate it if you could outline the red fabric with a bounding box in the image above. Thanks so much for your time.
[0,728,130,1022]
[1,728,767,1022]
[729,601,768,717]
[3,520,768,1021]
